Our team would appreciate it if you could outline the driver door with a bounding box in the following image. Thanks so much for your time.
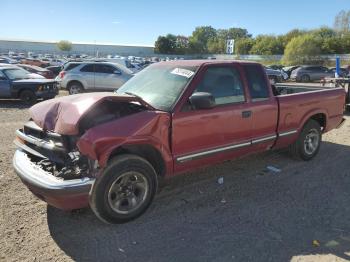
[171,64,253,174]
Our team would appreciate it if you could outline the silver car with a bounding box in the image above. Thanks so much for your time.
[290,66,334,82]
[57,62,134,94]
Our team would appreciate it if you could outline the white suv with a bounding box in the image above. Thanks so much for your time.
[56,62,134,94]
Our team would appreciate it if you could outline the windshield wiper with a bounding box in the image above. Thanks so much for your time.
[123,91,143,100]
[122,91,155,110]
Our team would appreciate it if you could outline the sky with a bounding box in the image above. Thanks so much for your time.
[1,0,349,46]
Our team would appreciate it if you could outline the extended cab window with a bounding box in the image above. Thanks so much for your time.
[195,66,245,105]
[243,64,269,101]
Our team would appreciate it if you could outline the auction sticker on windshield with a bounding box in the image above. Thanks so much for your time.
[171,68,195,78]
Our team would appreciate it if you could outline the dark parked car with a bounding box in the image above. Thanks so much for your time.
[17,64,55,79]
[282,66,300,78]
[329,67,349,78]
[46,66,62,77]
[264,66,284,84]
[0,66,58,103]
[290,65,334,82]
[267,64,284,70]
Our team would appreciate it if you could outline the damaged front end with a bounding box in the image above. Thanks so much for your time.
[15,120,96,180]
[13,94,152,210]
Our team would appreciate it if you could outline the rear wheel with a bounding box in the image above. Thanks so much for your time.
[68,82,83,95]
[289,119,321,161]
[90,154,158,224]
[301,74,311,82]
[20,90,37,105]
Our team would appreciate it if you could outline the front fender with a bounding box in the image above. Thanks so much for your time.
[77,110,173,171]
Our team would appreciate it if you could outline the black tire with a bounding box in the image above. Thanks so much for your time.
[289,119,321,161]
[90,154,158,224]
[301,74,311,82]
[68,82,83,95]
[20,90,37,105]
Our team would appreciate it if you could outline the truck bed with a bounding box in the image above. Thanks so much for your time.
[274,83,326,95]
[272,84,345,149]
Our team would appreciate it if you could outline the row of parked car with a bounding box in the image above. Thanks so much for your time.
[267,64,350,83]
[1,54,350,105]
[0,60,140,103]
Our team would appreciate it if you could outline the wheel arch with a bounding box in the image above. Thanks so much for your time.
[17,88,35,99]
[67,80,85,90]
[300,111,327,133]
[107,144,167,178]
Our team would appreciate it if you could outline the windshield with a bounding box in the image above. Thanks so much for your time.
[3,68,29,80]
[116,64,197,111]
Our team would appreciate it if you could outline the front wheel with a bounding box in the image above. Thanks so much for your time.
[301,74,311,82]
[68,82,83,95]
[90,154,158,224]
[20,90,37,105]
[289,119,321,161]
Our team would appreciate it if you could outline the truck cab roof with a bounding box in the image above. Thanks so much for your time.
[156,59,259,68]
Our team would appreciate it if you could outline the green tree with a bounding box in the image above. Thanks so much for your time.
[217,28,251,40]
[282,34,321,65]
[174,35,189,54]
[205,27,252,54]
[165,34,177,50]
[249,35,283,55]
[320,37,343,54]
[56,40,72,52]
[334,10,350,33]
[311,27,337,38]
[235,38,255,54]
[341,33,350,53]
[279,29,308,50]
[189,26,217,53]
[154,36,173,54]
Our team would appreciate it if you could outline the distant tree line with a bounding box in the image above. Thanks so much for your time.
[154,10,350,65]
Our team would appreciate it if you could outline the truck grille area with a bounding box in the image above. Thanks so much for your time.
[16,121,92,180]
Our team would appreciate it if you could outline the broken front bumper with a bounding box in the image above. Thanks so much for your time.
[13,149,95,210]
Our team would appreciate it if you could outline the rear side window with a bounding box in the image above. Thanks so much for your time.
[243,64,270,101]
[94,64,115,74]
[80,64,95,72]
[195,66,245,105]
[65,63,82,71]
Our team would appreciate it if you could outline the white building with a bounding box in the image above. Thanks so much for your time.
[0,39,155,57]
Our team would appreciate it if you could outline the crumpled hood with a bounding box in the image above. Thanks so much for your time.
[29,92,153,135]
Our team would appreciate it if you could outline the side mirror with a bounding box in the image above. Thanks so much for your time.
[114,70,121,75]
[0,76,7,81]
[189,92,215,110]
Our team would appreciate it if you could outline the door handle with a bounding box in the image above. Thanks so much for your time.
[242,110,252,118]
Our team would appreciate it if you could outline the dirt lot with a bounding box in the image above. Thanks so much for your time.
[1,94,350,262]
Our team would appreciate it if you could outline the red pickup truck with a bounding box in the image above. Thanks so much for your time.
[13,60,346,224]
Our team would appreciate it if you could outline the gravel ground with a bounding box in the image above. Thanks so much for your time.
[1,94,350,262]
